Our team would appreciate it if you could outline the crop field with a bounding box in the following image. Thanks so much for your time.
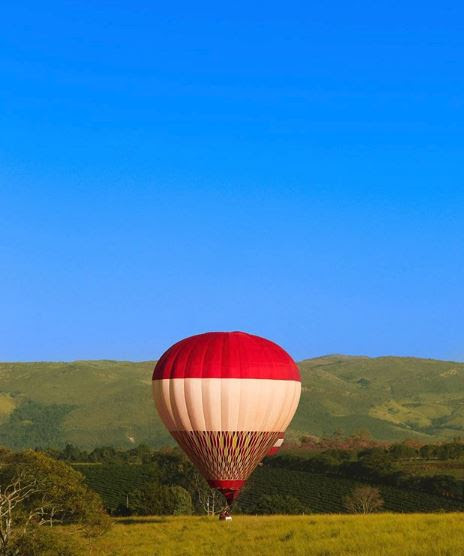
[77,464,464,514]
[80,513,464,555]
[77,464,160,511]
[240,467,464,513]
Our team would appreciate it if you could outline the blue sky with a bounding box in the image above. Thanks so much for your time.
[1,2,464,361]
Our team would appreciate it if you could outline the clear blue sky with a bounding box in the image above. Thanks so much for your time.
[1,2,463,362]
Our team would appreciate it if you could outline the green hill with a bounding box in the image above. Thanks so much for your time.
[295,355,464,442]
[0,355,463,449]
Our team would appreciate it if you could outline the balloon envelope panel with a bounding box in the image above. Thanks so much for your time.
[267,432,285,457]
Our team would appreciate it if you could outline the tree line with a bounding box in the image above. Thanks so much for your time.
[267,445,464,500]
[46,440,464,513]
[48,438,464,465]
[45,439,464,509]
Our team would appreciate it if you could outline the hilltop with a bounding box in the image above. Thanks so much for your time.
[0,355,463,449]
[295,355,464,441]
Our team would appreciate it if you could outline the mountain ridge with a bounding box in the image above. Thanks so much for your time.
[0,355,463,449]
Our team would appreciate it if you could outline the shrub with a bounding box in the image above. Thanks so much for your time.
[12,525,83,556]
[129,484,193,515]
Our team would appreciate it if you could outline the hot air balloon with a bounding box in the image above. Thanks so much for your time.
[152,331,301,514]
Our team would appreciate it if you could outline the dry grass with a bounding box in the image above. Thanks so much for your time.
[80,513,464,556]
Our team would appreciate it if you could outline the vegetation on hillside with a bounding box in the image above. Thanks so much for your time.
[0,360,164,450]
[295,355,464,441]
[1,355,464,449]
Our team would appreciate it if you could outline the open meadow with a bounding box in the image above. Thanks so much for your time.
[82,514,464,556]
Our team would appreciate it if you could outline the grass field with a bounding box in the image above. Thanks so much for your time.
[83,514,464,555]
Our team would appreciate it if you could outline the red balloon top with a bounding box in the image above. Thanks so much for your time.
[153,331,300,381]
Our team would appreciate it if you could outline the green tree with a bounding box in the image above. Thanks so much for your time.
[419,444,438,459]
[388,444,418,460]
[164,486,193,515]
[240,494,305,514]
[11,525,83,556]
[0,450,110,554]
[129,484,193,515]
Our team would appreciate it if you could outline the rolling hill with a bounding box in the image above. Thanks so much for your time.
[0,355,463,449]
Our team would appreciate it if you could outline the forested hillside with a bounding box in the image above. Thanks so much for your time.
[0,355,463,449]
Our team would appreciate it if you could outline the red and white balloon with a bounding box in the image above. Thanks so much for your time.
[152,331,301,505]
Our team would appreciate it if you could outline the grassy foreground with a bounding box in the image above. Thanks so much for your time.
[83,514,464,555]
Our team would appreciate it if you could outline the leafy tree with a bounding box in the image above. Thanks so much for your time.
[436,442,464,460]
[11,525,83,556]
[419,444,438,459]
[129,484,193,515]
[388,443,417,460]
[89,446,122,463]
[153,449,197,488]
[308,454,340,472]
[240,494,305,514]
[128,444,153,464]
[357,448,393,477]
[164,486,193,515]
[418,475,462,498]
[59,444,88,462]
[0,450,110,554]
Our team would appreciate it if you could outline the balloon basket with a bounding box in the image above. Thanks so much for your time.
[219,507,232,521]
